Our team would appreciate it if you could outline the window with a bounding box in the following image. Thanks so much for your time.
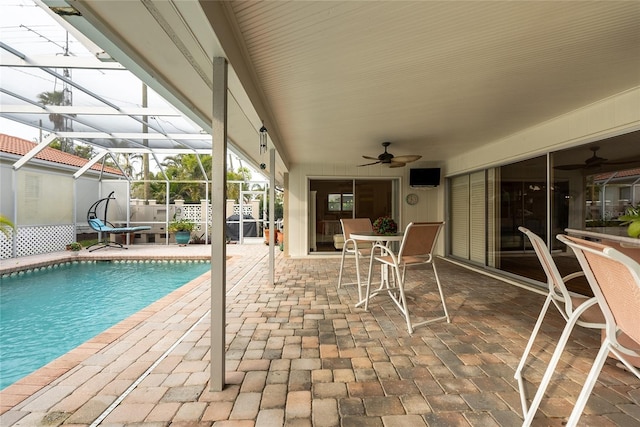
[342,194,353,211]
[328,193,353,212]
[328,194,342,211]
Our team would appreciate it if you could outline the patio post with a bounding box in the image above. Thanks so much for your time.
[210,56,227,391]
[269,148,275,284]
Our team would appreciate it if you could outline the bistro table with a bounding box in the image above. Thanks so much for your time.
[349,231,404,307]
[564,228,640,263]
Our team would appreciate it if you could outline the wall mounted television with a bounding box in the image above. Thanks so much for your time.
[409,168,441,187]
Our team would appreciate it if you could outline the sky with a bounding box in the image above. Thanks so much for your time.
[0,0,265,178]
[1,0,185,141]
[1,0,61,141]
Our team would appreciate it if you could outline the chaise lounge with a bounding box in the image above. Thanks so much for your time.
[86,191,151,252]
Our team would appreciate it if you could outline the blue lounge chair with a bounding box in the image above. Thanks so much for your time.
[86,191,151,251]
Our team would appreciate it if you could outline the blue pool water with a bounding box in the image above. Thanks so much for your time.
[0,260,210,390]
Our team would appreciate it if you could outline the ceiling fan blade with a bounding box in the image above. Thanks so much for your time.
[362,155,379,160]
[392,155,422,163]
[389,162,406,168]
[358,160,381,167]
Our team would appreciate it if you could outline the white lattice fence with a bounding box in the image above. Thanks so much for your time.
[232,205,253,216]
[0,231,12,260]
[180,204,213,237]
[180,205,202,222]
[15,225,74,257]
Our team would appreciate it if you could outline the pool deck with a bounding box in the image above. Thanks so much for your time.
[1,243,639,426]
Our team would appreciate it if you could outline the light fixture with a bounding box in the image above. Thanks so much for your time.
[50,6,82,16]
[259,122,267,154]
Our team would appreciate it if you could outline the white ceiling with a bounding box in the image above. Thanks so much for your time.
[36,1,640,176]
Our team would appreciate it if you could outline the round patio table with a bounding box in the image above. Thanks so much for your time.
[349,231,404,308]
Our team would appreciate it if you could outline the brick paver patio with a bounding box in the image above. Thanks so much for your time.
[1,243,639,426]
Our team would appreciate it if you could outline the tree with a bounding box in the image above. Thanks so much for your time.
[37,90,65,131]
[161,154,210,202]
[129,156,264,206]
[37,90,74,153]
[73,143,94,160]
[226,167,253,203]
[0,215,15,238]
[114,152,142,179]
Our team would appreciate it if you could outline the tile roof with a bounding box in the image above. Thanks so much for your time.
[0,134,122,176]
[594,168,640,181]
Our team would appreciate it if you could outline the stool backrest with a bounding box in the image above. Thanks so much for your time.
[398,222,444,261]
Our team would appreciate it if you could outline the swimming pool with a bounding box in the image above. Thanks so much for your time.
[0,260,210,390]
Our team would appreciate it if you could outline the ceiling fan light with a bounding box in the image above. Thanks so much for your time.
[358,142,421,168]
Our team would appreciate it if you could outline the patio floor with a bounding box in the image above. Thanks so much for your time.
[1,243,639,426]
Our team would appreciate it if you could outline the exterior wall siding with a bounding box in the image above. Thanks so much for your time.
[444,87,640,176]
[287,161,445,257]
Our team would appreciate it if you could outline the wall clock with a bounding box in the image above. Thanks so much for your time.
[406,193,419,205]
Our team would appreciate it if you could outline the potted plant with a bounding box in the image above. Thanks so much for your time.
[618,205,640,238]
[373,216,398,235]
[168,218,194,246]
[66,242,82,251]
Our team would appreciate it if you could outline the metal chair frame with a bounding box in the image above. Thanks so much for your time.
[364,221,449,334]
[515,227,605,418]
[337,218,374,302]
[534,235,640,427]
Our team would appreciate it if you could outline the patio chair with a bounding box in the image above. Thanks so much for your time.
[86,191,151,252]
[515,227,605,417]
[541,235,640,427]
[364,221,449,334]
[337,218,374,301]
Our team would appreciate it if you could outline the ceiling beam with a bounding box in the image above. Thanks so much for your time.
[1,105,183,117]
[12,133,57,170]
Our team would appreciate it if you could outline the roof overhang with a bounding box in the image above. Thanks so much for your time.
[36,0,288,183]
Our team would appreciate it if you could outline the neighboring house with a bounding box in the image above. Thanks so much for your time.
[0,134,122,175]
[590,168,640,221]
[0,134,123,259]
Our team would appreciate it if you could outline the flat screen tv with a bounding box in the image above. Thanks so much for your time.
[409,168,441,187]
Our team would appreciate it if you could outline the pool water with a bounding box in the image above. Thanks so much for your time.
[0,260,210,390]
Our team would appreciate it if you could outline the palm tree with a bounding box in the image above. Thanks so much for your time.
[37,90,65,130]
[115,152,142,179]
[37,90,74,152]
[0,215,15,238]
[227,167,253,203]
[161,154,212,202]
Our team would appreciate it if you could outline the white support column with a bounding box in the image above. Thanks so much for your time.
[210,57,228,392]
[269,148,276,284]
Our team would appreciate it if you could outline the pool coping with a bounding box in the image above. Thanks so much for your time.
[0,251,212,276]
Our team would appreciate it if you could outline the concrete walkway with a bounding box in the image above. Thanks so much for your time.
[1,244,639,426]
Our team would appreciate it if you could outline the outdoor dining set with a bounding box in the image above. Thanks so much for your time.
[335,218,640,427]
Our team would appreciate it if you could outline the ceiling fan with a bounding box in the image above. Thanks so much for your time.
[554,146,637,171]
[358,142,422,168]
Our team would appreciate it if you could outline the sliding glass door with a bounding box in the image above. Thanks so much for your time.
[309,179,395,253]
[448,130,640,294]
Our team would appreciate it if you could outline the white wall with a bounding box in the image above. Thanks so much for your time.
[287,161,445,257]
[286,87,640,258]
